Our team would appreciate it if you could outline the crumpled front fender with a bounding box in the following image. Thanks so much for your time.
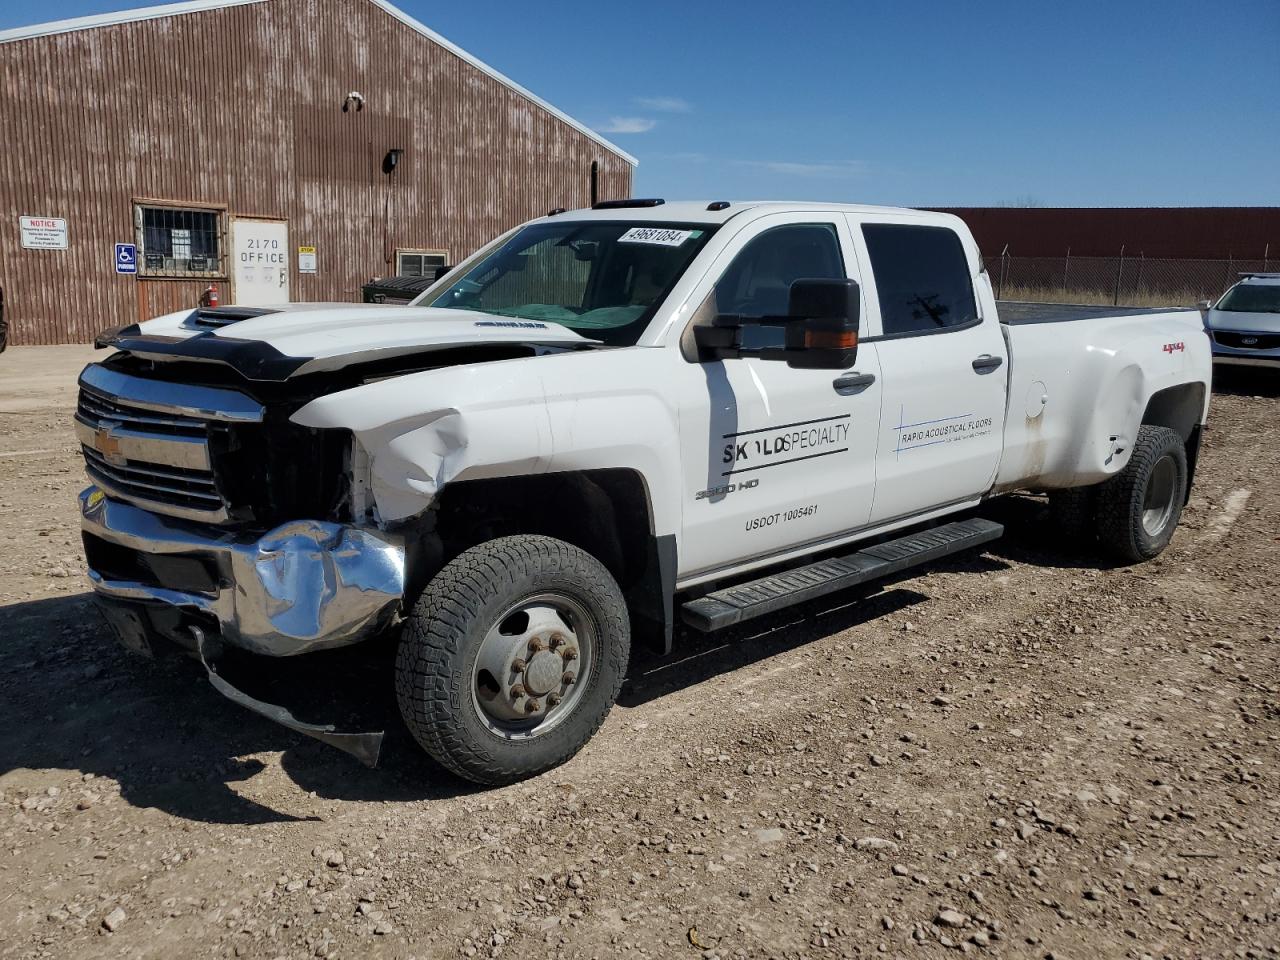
[293,370,553,523]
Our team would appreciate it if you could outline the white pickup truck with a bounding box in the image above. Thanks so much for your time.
[77,200,1211,783]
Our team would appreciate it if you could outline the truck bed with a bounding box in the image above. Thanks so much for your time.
[997,301,1197,325]
[994,303,1210,493]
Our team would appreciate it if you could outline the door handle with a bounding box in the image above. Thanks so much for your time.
[972,354,1004,374]
[833,371,876,395]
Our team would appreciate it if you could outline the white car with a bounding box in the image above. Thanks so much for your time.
[1204,272,1280,367]
[75,200,1212,783]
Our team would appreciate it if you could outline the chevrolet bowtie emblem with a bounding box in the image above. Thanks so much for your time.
[95,423,126,466]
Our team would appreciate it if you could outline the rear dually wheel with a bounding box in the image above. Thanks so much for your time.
[1095,425,1188,563]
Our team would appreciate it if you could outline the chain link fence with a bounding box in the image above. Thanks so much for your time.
[984,253,1275,307]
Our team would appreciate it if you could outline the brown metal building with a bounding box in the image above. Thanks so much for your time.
[0,0,636,345]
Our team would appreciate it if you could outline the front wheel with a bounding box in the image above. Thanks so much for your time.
[1096,425,1188,563]
[395,535,630,785]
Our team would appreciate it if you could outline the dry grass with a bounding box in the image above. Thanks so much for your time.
[997,284,1205,308]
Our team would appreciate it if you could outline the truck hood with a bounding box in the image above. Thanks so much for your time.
[102,304,600,381]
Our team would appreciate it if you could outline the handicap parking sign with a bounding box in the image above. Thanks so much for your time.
[115,242,137,275]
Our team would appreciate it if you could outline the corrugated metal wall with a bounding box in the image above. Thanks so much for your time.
[0,0,633,344]
[934,207,1280,260]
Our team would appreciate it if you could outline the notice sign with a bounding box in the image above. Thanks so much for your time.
[298,245,317,274]
[20,216,68,250]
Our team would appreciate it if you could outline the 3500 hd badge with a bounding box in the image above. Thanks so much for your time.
[695,478,760,500]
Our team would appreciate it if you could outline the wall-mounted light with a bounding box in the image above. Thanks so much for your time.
[382,148,404,175]
[343,91,365,112]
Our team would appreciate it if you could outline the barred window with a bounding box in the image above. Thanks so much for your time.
[134,204,224,278]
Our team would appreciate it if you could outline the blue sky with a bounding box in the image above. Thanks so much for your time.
[4,0,1278,206]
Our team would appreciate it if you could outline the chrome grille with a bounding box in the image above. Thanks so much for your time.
[76,365,264,524]
[78,387,207,437]
[82,446,224,515]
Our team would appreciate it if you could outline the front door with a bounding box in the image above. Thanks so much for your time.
[676,215,883,580]
[231,218,289,305]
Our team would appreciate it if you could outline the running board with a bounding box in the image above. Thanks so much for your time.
[680,517,1003,632]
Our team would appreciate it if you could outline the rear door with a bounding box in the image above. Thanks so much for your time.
[674,213,883,579]
[851,218,1008,524]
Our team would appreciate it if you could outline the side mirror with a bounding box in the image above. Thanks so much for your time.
[782,278,860,370]
[694,277,860,369]
[1196,299,1213,311]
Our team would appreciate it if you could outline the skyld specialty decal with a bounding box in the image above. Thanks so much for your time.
[721,415,850,476]
[893,407,994,456]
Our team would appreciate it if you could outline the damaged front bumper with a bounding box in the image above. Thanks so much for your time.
[80,486,406,657]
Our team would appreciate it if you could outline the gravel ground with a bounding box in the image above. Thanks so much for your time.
[0,347,1277,960]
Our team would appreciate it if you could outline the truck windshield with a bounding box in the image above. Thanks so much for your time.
[423,221,717,345]
[1217,283,1280,313]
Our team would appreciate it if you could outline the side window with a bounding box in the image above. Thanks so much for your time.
[711,223,845,350]
[862,224,977,337]
[715,223,845,318]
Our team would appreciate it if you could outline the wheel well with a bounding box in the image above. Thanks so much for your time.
[427,469,675,649]
[1141,382,1205,501]
[1141,382,1204,442]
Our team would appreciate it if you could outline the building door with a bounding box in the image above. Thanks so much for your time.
[231,218,289,305]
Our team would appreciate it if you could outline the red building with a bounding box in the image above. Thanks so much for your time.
[933,207,1280,260]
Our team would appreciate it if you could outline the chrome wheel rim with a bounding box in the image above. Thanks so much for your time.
[1142,455,1178,537]
[471,593,593,740]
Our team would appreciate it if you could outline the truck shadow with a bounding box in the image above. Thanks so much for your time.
[620,585,930,708]
[0,509,1098,820]
[624,476,1243,709]
[621,532,1024,707]
[976,497,1132,572]
[0,593,480,826]
[1211,365,1280,398]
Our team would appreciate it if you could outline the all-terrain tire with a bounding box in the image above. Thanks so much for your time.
[1047,486,1099,544]
[1095,425,1188,564]
[395,535,630,785]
